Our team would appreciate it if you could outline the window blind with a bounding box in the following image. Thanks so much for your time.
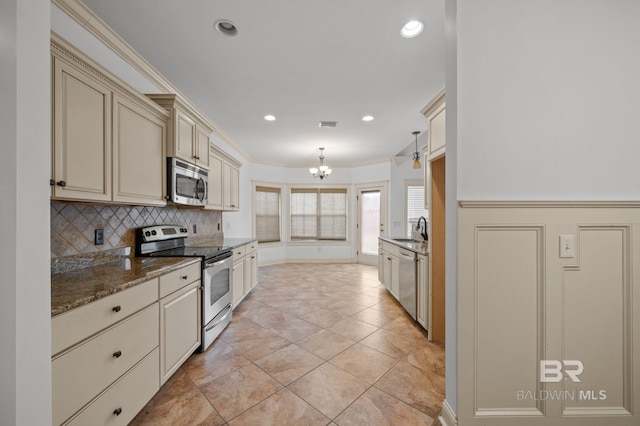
[290,188,347,240]
[407,185,428,237]
[255,186,281,243]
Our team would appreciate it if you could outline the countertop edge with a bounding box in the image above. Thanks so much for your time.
[379,237,429,255]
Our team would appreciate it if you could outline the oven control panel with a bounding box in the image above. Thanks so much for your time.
[139,225,188,243]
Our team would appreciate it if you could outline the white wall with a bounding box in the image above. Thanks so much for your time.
[457,0,640,201]
[389,158,424,238]
[0,0,52,424]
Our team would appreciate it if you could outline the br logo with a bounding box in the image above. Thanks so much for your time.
[540,360,584,383]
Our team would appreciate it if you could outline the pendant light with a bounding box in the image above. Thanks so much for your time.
[310,147,332,180]
[412,131,421,169]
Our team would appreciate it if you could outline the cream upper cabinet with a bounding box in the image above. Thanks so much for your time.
[206,144,241,211]
[52,56,112,202]
[421,89,446,161]
[146,94,213,170]
[112,93,167,205]
[51,36,169,206]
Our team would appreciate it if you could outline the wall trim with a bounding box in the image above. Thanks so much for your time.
[439,399,458,426]
[459,200,640,209]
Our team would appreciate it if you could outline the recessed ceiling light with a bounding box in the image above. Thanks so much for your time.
[214,19,238,37]
[264,114,276,121]
[362,115,374,122]
[401,20,424,38]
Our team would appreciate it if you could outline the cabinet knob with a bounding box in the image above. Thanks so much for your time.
[56,180,66,187]
[113,408,122,416]
[49,179,55,186]
[113,350,122,358]
[112,305,121,313]
[181,275,188,280]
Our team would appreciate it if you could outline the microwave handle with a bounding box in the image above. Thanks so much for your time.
[197,177,207,202]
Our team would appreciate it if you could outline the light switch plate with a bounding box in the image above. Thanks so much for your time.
[559,234,575,258]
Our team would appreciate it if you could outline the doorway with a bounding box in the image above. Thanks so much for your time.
[356,183,388,265]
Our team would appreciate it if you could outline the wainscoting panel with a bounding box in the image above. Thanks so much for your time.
[562,226,632,416]
[457,202,640,426]
[475,226,544,416]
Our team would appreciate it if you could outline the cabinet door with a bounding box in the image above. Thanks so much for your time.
[174,108,196,162]
[206,153,224,210]
[232,259,244,307]
[390,255,400,300]
[222,162,232,210]
[159,281,201,384]
[250,251,258,290]
[52,58,112,201]
[427,104,446,160]
[230,165,240,210]
[382,253,391,292]
[195,125,210,169]
[112,94,166,206]
[243,251,258,294]
[417,254,429,333]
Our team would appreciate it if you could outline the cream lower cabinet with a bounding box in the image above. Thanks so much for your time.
[416,253,431,338]
[158,262,201,385]
[380,241,400,300]
[206,145,242,212]
[52,262,202,425]
[232,242,258,308]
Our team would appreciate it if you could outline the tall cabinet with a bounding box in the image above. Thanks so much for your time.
[206,144,242,211]
[421,89,446,344]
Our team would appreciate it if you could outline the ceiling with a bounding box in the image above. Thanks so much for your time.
[81,0,445,167]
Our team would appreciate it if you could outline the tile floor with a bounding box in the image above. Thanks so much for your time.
[131,263,445,425]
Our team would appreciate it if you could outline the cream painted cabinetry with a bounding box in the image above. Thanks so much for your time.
[380,241,400,300]
[146,94,213,170]
[158,263,201,385]
[232,241,258,308]
[112,93,167,205]
[421,88,446,162]
[51,55,112,202]
[207,144,242,211]
[52,262,202,425]
[51,280,160,426]
[416,253,431,337]
[51,36,169,206]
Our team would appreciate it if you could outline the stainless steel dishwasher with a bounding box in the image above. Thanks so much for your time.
[398,248,417,320]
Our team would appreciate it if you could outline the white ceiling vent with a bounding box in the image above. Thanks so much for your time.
[318,121,338,128]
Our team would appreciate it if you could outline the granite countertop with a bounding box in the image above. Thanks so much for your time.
[379,236,429,255]
[186,236,257,249]
[51,256,200,317]
[222,237,257,249]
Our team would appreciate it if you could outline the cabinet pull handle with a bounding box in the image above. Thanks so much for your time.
[113,408,122,416]
[181,275,188,280]
[56,180,66,187]
[113,350,122,358]
[251,256,255,259]
[112,305,121,313]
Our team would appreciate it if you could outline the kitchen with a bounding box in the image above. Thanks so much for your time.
[3,1,640,426]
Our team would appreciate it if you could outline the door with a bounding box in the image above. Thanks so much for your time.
[356,183,388,265]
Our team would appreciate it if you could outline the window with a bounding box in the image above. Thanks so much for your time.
[407,184,428,237]
[255,185,281,243]
[290,187,347,240]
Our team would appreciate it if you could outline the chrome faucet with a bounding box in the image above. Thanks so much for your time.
[416,216,428,241]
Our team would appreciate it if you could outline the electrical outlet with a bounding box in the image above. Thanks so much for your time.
[192,224,197,234]
[95,229,104,245]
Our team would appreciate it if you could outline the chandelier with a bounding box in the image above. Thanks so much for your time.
[411,131,421,169]
[309,147,332,180]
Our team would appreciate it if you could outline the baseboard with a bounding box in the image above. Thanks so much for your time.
[259,258,357,266]
[438,399,457,426]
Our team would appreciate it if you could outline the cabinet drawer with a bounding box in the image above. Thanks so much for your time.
[382,241,400,257]
[65,348,159,426]
[159,262,201,298]
[233,245,246,258]
[52,279,158,356]
[246,242,258,254]
[52,303,159,425]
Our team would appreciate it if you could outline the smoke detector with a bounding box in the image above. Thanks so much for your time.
[318,121,338,128]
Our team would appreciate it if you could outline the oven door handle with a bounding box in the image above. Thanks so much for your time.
[205,305,232,332]
[206,258,230,268]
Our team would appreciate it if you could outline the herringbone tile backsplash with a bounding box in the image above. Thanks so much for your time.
[51,201,222,258]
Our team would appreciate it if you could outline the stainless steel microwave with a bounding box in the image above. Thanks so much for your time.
[167,157,208,206]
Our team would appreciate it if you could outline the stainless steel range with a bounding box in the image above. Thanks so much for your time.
[136,225,233,352]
